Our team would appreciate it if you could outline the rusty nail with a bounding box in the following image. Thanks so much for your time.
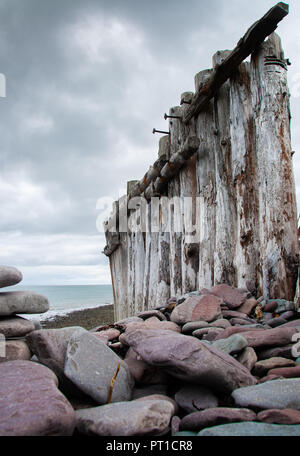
[164,113,182,120]
[153,128,170,135]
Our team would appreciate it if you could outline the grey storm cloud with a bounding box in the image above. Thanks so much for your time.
[0,0,299,284]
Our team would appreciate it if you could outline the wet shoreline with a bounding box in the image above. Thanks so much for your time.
[41,304,115,330]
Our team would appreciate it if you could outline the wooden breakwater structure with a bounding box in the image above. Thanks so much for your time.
[103,3,300,321]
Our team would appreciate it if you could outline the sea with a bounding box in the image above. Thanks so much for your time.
[7,284,114,322]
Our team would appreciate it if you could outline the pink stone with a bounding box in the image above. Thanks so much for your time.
[126,316,181,333]
[236,298,258,315]
[268,366,300,378]
[257,409,300,424]
[170,295,222,324]
[180,407,256,431]
[0,360,76,436]
[209,284,246,309]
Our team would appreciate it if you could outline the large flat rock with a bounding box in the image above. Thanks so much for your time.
[180,407,256,431]
[0,316,35,338]
[0,360,76,436]
[0,266,22,288]
[75,399,175,436]
[64,330,134,404]
[26,327,86,376]
[170,295,222,324]
[198,421,300,436]
[0,340,31,363]
[209,284,246,309]
[232,379,300,410]
[26,326,87,396]
[0,291,49,316]
[122,328,257,393]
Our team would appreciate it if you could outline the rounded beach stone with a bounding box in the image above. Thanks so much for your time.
[257,344,294,361]
[91,328,120,343]
[269,300,295,313]
[222,310,249,319]
[171,416,181,435]
[170,294,222,324]
[209,318,232,329]
[174,384,218,413]
[64,330,134,404]
[258,374,283,383]
[209,284,246,308]
[180,407,256,431]
[201,328,225,341]
[134,394,179,415]
[122,328,257,393]
[137,310,167,321]
[236,347,257,371]
[257,409,300,424]
[232,378,300,410]
[0,316,35,338]
[26,326,86,377]
[0,266,22,288]
[192,328,211,338]
[230,317,256,326]
[280,311,295,320]
[268,366,300,378]
[182,321,209,334]
[124,347,168,384]
[0,291,49,316]
[126,316,181,333]
[0,340,31,363]
[236,298,258,316]
[212,334,248,355]
[198,421,300,436]
[215,326,297,349]
[114,316,144,330]
[0,360,76,436]
[263,301,278,313]
[267,317,288,328]
[75,399,175,436]
[253,357,297,377]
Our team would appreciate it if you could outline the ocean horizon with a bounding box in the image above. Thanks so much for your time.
[4,284,114,321]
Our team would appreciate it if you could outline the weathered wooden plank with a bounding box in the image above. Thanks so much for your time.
[194,72,216,289]
[180,154,199,293]
[168,106,184,297]
[250,33,299,300]
[229,60,259,288]
[183,2,289,124]
[210,52,237,286]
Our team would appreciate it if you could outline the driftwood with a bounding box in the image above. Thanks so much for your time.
[183,2,289,123]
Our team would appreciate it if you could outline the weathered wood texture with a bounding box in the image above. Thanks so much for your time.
[183,2,289,123]
[105,31,299,320]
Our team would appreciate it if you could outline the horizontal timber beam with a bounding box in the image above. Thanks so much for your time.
[183,2,289,124]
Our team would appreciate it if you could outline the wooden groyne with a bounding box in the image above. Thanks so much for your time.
[103,3,299,321]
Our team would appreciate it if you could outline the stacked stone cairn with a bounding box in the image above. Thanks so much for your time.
[1,269,300,436]
[0,266,48,363]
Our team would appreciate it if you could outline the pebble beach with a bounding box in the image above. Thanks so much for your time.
[2,264,300,437]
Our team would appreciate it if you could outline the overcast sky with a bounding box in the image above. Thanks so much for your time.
[0,0,299,285]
